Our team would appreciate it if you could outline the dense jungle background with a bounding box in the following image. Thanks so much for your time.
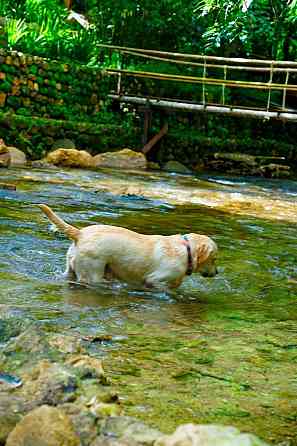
[1,0,297,168]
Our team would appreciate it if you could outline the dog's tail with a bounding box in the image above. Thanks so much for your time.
[37,204,80,242]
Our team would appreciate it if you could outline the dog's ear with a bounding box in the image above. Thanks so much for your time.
[189,234,212,272]
[196,242,210,266]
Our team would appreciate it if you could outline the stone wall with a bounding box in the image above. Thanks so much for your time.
[0,112,140,159]
[0,48,108,122]
[0,49,143,157]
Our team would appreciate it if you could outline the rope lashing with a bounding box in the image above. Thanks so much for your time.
[222,65,227,105]
[266,61,274,112]
[282,70,290,110]
[202,55,207,108]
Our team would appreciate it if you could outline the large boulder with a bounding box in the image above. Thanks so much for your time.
[6,405,80,446]
[0,141,11,167]
[163,160,192,174]
[46,148,93,168]
[7,146,27,166]
[93,149,147,170]
[155,424,269,446]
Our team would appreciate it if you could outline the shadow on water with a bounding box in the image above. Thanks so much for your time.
[1,167,297,444]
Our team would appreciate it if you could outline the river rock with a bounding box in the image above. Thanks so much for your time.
[48,333,84,355]
[5,326,51,359]
[65,404,98,446]
[67,354,105,382]
[7,146,27,166]
[163,161,191,174]
[93,149,147,170]
[0,142,11,167]
[6,405,80,446]
[214,152,257,165]
[46,148,93,168]
[21,360,78,406]
[257,163,290,178]
[147,161,161,170]
[31,159,57,168]
[155,424,269,446]
[207,152,257,175]
[98,416,162,446]
[0,396,24,444]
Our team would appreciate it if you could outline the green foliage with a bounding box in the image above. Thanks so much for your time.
[1,0,296,65]
[6,18,28,48]
[194,0,297,59]
[0,0,97,63]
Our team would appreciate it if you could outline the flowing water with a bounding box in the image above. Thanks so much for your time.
[0,166,297,444]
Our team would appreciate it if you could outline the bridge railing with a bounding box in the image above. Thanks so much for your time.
[98,44,297,121]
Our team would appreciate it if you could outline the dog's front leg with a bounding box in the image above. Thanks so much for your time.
[74,255,107,285]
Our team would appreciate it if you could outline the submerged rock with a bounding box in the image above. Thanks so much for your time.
[163,160,192,174]
[67,354,106,382]
[97,416,162,446]
[93,149,147,170]
[46,148,93,168]
[48,333,84,355]
[155,424,269,446]
[5,326,51,359]
[6,405,80,446]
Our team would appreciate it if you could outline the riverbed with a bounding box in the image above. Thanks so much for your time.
[0,166,297,445]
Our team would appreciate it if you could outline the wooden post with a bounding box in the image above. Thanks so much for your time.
[139,106,152,146]
[142,122,168,154]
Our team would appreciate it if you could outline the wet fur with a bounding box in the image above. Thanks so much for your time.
[38,204,218,289]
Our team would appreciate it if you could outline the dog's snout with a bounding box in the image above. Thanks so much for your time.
[201,267,218,278]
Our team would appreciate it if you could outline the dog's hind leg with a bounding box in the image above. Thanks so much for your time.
[63,244,77,280]
[74,256,107,285]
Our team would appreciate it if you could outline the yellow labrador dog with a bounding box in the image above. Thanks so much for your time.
[38,204,218,289]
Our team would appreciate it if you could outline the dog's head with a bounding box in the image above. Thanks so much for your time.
[189,234,218,278]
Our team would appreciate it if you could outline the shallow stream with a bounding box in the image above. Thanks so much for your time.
[0,167,297,444]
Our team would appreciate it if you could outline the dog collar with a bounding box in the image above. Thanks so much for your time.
[181,234,193,276]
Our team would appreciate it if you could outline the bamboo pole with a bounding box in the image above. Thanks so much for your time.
[118,49,297,73]
[106,68,297,91]
[109,94,297,121]
[98,44,297,67]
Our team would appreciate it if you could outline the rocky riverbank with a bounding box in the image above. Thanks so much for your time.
[0,309,270,446]
[0,135,293,179]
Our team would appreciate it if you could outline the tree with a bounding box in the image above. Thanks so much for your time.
[194,0,297,60]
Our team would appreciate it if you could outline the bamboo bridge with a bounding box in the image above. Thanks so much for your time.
[100,44,297,121]
[99,45,297,152]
